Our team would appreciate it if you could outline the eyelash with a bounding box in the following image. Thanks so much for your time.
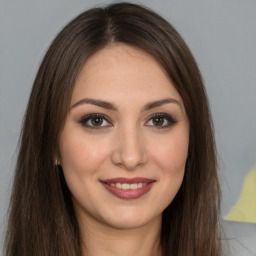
[146,113,177,128]
[79,113,177,130]
[79,114,112,130]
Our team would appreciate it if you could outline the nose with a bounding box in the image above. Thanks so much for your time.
[111,125,148,171]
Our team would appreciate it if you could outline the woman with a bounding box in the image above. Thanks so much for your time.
[4,2,221,256]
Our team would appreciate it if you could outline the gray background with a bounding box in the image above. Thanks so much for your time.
[1,0,256,255]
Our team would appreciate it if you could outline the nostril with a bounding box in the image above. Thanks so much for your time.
[110,131,148,170]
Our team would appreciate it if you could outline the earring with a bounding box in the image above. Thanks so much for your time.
[54,158,60,166]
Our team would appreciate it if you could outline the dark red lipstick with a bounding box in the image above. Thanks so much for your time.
[100,177,156,199]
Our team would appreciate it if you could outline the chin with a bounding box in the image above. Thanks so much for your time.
[101,209,162,230]
[105,218,151,230]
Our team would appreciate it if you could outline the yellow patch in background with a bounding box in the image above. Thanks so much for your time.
[224,167,256,223]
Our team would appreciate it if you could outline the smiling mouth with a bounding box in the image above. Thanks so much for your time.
[100,177,156,199]
[104,182,149,190]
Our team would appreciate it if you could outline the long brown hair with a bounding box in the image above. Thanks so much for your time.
[5,2,221,256]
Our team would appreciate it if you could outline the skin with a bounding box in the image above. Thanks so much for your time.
[59,44,189,256]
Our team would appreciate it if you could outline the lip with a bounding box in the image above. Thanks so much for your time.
[100,177,155,184]
[100,177,156,200]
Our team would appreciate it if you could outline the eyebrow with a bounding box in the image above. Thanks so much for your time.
[71,98,118,111]
[70,98,182,112]
[142,98,182,112]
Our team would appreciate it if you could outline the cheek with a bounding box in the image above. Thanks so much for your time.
[59,131,111,210]
[152,133,188,209]
[153,132,189,175]
[59,131,109,175]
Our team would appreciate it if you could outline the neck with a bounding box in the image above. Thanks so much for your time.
[78,213,162,256]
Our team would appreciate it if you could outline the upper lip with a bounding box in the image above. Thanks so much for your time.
[100,177,156,184]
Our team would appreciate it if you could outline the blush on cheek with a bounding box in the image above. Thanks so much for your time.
[155,142,188,173]
[61,138,109,175]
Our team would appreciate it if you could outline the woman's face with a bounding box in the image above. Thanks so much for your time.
[59,44,189,229]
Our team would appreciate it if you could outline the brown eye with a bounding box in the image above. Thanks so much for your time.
[152,117,165,126]
[145,113,177,129]
[79,114,111,129]
[91,116,103,126]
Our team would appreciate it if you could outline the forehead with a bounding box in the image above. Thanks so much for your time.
[71,44,183,107]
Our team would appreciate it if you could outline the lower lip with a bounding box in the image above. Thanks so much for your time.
[101,182,155,199]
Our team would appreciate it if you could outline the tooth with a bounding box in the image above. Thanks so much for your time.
[116,183,122,188]
[137,183,143,188]
[111,182,149,189]
[122,183,130,190]
[130,183,138,189]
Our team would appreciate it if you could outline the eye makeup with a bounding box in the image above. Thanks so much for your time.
[79,113,112,129]
[145,113,177,129]
[78,112,177,130]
